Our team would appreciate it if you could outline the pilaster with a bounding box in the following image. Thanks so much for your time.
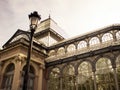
[11,55,23,90]
[37,64,45,90]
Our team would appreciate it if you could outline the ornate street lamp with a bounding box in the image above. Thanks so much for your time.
[23,11,41,90]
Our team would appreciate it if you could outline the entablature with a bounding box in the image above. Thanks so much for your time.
[0,38,48,58]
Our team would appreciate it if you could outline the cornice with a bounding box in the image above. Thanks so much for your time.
[34,28,65,40]
[0,38,48,57]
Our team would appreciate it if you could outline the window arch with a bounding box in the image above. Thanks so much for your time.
[116,31,120,40]
[96,58,115,90]
[57,47,65,55]
[1,63,15,90]
[78,62,94,90]
[78,41,87,49]
[63,64,75,75]
[67,44,76,53]
[89,37,100,46]
[20,65,35,90]
[102,33,113,43]
[48,68,60,90]
[62,64,75,90]
[49,50,56,56]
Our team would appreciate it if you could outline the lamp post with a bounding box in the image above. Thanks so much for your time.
[22,11,41,90]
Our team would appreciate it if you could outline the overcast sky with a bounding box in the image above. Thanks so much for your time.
[0,0,120,48]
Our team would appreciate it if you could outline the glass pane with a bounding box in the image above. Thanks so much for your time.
[2,64,14,89]
[49,68,60,90]
[63,65,75,75]
[96,58,115,90]
[57,47,65,55]
[89,37,100,46]
[29,78,34,88]
[67,44,76,53]
[49,50,56,56]
[116,31,120,40]
[78,41,87,49]
[78,62,94,90]
[21,65,35,90]
[102,33,113,42]
[62,65,75,90]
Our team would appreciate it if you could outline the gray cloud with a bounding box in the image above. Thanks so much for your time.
[1,0,120,48]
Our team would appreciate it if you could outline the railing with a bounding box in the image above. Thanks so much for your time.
[46,40,120,62]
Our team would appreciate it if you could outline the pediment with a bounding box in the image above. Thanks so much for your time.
[3,29,30,48]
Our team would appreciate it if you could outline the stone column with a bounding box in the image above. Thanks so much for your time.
[64,45,68,54]
[75,75,78,90]
[113,68,119,90]
[93,71,97,90]
[37,64,44,90]
[112,30,117,42]
[11,55,22,90]
[46,78,49,90]
[60,76,63,90]
[75,42,78,49]
[86,38,89,49]
[34,75,39,90]
[98,34,102,43]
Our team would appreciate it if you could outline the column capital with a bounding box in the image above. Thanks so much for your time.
[15,54,25,63]
[39,64,45,69]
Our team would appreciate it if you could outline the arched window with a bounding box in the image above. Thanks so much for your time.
[1,63,15,90]
[67,44,76,53]
[49,50,56,56]
[89,37,100,46]
[102,33,113,43]
[57,47,65,56]
[78,62,94,90]
[20,65,35,90]
[62,64,75,90]
[78,41,87,50]
[48,68,60,90]
[96,58,115,90]
[116,31,120,40]
[116,55,120,87]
